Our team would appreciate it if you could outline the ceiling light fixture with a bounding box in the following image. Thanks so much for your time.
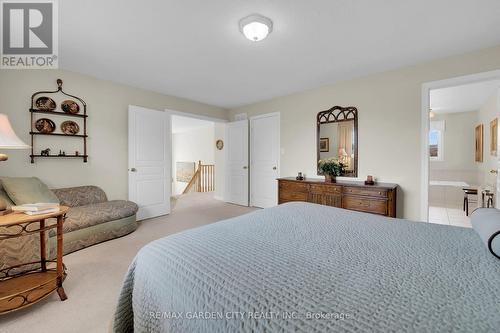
[239,14,273,42]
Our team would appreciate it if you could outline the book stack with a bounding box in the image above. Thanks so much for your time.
[12,203,60,215]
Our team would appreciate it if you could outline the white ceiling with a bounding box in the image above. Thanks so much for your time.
[60,0,500,108]
[430,80,500,114]
[171,115,213,134]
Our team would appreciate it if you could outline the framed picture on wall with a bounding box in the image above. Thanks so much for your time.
[490,118,498,156]
[319,138,329,152]
[475,124,484,163]
[176,161,195,182]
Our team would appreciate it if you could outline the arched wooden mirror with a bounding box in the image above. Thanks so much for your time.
[317,106,358,177]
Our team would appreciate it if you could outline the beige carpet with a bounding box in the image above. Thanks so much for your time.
[0,193,256,333]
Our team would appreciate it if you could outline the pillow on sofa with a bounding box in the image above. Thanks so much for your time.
[1,177,59,205]
[0,187,15,208]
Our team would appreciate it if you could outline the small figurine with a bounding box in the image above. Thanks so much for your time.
[62,151,66,156]
[75,151,79,156]
[296,172,305,181]
[58,150,63,156]
[40,148,51,156]
[365,175,375,185]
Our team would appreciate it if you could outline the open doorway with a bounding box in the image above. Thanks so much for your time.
[426,79,500,227]
[170,114,226,205]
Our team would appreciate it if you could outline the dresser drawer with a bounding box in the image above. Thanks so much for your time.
[343,196,387,215]
[343,186,388,198]
[279,181,309,203]
[279,181,308,193]
[279,192,308,203]
[310,184,342,194]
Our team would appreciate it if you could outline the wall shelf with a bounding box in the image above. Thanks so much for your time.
[29,109,88,118]
[30,79,88,163]
[29,132,88,138]
[30,154,88,160]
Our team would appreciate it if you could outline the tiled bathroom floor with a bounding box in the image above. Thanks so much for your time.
[429,205,472,228]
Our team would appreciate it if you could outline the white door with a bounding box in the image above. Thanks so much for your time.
[250,113,280,208]
[225,120,249,206]
[128,105,171,220]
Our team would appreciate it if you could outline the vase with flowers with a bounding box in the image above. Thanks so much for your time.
[318,158,346,183]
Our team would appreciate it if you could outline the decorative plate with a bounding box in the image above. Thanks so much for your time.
[61,100,80,114]
[216,139,224,150]
[35,118,56,133]
[35,97,56,111]
[61,120,80,135]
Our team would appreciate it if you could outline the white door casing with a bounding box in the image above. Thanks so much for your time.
[225,120,249,206]
[497,89,500,208]
[250,113,280,208]
[421,69,500,221]
[129,105,171,220]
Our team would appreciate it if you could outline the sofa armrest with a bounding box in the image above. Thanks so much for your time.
[52,186,108,207]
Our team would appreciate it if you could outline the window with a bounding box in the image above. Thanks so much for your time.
[429,120,445,161]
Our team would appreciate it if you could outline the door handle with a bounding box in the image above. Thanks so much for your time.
[491,170,499,174]
[130,168,137,172]
[243,166,248,169]
[272,166,277,170]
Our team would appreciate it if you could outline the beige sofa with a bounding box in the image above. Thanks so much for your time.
[49,186,138,255]
[0,184,138,272]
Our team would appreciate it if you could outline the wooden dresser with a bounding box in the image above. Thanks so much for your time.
[277,177,398,217]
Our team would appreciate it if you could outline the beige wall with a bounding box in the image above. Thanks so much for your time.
[0,70,227,200]
[229,45,500,220]
[430,111,478,180]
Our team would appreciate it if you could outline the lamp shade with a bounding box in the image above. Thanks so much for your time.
[0,114,29,149]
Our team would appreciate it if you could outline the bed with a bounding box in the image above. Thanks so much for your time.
[113,202,500,332]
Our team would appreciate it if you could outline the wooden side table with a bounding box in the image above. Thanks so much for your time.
[0,206,69,314]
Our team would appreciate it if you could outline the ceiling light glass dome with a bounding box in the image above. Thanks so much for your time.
[239,14,273,42]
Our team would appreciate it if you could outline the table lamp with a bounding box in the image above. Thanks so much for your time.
[0,114,30,214]
[338,147,348,165]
